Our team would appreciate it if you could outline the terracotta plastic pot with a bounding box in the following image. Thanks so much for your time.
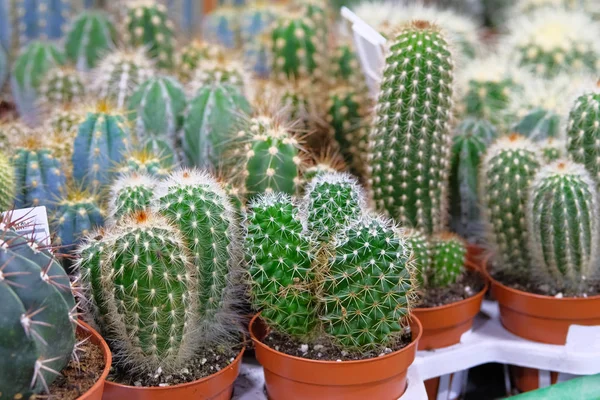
[249,313,422,400]
[510,366,561,393]
[466,244,486,270]
[484,264,600,344]
[102,346,245,400]
[78,321,112,400]
[413,262,489,350]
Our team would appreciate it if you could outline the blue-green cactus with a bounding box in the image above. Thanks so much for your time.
[65,10,117,70]
[55,188,104,251]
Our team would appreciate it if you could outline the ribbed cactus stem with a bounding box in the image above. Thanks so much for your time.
[403,228,431,286]
[55,189,105,250]
[430,232,466,287]
[38,67,86,109]
[567,87,600,185]
[65,10,117,70]
[109,172,157,222]
[0,152,15,211]
[539,137,566,163]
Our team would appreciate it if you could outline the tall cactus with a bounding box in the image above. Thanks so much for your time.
[368,21,454,235]
[109,172,157,222]
[479,134,541,274]
[0,216,76,398]
[55,188,104,250]
[567,86,600,185]
[65,10,117,70]
[527,160,599,290]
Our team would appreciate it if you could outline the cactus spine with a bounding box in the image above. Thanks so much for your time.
[55,189,104,250]
[567,87,600,185]
[0,152,15,211]
[368,21,454,235]
[429,232,466,287]
[175,40,222,82]
[65,10,117,70]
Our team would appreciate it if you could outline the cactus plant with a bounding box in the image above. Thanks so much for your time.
[10,0,74,46]
[128,75,186,153]
[55,188,104,250]
[45,105,87,135]
[118,149,173,179]
[429,232,466,287]
[91,49,154,109]
[510,0,600,18]
[479,134,541,274]
[449,118,497,240]
[108,172,157,221]
[65,10,117,70]
[368,21,454,235]
[240,5,279,78]
[175,40,223,82]
[183,83,251,169]
[124,1,175,69]
[539,137,567,163]
[329,42,363,87]
[72,102,132,191]
[303,149,345,183]
[527,160,599,290]
[190,57,248,95]
[567,85,600,185]
[0,216,76,398]
[0,151,14,211]
[0,44,7,92]
[403,228,431,285]
[12,135,66,209]
[203,7,240,49]
[38,66,86,110]
[0,120,24,153]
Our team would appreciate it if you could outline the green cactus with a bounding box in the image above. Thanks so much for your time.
[0,217,76,398]
[65,10,117,70]
[55,188,105,250]
[91,49,154,108]
[118,149,173,179]
[539,137,566,163]
[278,78,315,128]
[0,152,15,211]
[479,134,541,274]
[183,83,251,168]
[153,169,242,330]
[329,42,363,86]
[175,40,223,82]
[449,118,497,240]
[38,66,86,110]
[109,172,157,223]
[567,87,600,185]
[246,192,316,337]
[72,103,132,192]
[128,75,186,153]
[403,228,431,285]
[45,105,87,135]
[0,121,27,152]
[190,58,248,94]
[429,232,466,287]
[368,21,453,235]
[527,160,599,291]
[124,1,175,69]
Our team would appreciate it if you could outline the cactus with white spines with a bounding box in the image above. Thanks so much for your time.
[539,137,567,163]
[403,228,431,285]
[38,66,86,110]
[429,232,466,287]
[175,40,223,82]
[65,10,117,70]
[0,152,15,211]
[0,216,77,398]
[54,188,104,250]
[12,135,66,209]
[72,103,132,192]
[303,149,346,183]
[118,149,173,179]
[124,1,175,69]
[153,169,243,331]
[528,160,599,290]
[74,229,107,328]
[0,121,29,151]
[203,7,241,49]
[183,83,251,169]
[91,49,154,109]
[449,118,496,240]
[109,172,157,222]
[190,58,249,95]
[368,21,454,235]
[510,0,600,18]
[45,105,86,135]
[504,9,600,78]
[329,42,363,87]
[128,75,186,153]
[479,134,542,274]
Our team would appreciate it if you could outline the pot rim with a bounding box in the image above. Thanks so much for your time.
[413,260,489,313]
[483,255,600,302]
[103,344,246,391]
[78,320,112,399]
[249,312,422,366]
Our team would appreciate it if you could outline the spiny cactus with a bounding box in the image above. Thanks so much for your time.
[65,10,117,70]
[203,7,240,49]
[504,9,600,78]
[303,149,345,183]
[12,135,66,209]
[429,232,466,287]
[240,5,279,78]
[449,118,496,240]
[527,160,599,290]
[175,40,223,82]
[246,192,316,336]
[479,134,541,274]
[403,228,431,285]
[124,1,175,69]
[190,58,248,95]
[55,188,104,251]
[539,137,566,163]
[109,172,157,222]
[368,21,454,235]
[38,66,86,110]
[278,78,316,128]
[8,0,74,47]
[329,42,363,87]
[0,217,76,398]
[510,0,600,18]
[91,49,154,108]
[567,86,600,185]
[128,75,186,153]
[118,149,173,179]
[183,83,251,169]
[0,152,15,211]
[72,103,132,191]
[74,230,107,328]
[45,105,87,135]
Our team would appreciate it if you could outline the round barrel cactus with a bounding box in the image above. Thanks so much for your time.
[55,189,104,250]
[109,172,157,222]
[429,232,466,287]
[175,40,223,82]
[38,66,86,110]
[118,149,173,179]
[539,137,567,163]
[65,10,117,70]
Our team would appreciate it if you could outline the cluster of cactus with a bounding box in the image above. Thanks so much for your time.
[246,172,417,348]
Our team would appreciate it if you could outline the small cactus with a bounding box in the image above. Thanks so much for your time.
[175,40,223,82]
[65,10,117,70]
[567,85,600,185]
[429,232,466,287]
[55,188,105,251]
[108,172,157,222]
[328,42,363,87]
[539,137,567,163]
[38,66,86,110]
[118,149,173,179]
[190,58,248,95]
[0,152,15,211]
[403,228,431,285]
[45,105,87,135]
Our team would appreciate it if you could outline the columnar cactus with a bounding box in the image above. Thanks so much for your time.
[153,169,242,330]
[539,137,566,163]
[567,86,600,185]
[55,189,104,250]
[91,49,154,108]
[527,160,599,290]
[65,10,117,70]
[12,136,66,209]
[0,218,76,398]
[479,134,541,273]
[183,84,251,168]
[368,21,454,235]
[128,75,186,153]
[124,1,175,69]
[118,149,173,179]
[403,228,431,285]
[449,118,496,239]
[72,103,132,191]
[0,152,15,211]
[109,172,157,222]
[429,232,466,287]
[38,66,86,110]
[246,193,316,336]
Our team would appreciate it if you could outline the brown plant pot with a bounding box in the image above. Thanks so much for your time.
[413,262,489,351]
[466,244,486,270]
[483,264,600,345]
[78,321,112,400]
[510,366,561,393]
[249,313,422,400]
[102,346,245,400]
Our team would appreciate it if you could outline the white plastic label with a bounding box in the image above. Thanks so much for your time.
[2,206,51,246]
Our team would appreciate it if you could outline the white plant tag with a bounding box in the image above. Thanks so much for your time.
[2,206,51,247]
